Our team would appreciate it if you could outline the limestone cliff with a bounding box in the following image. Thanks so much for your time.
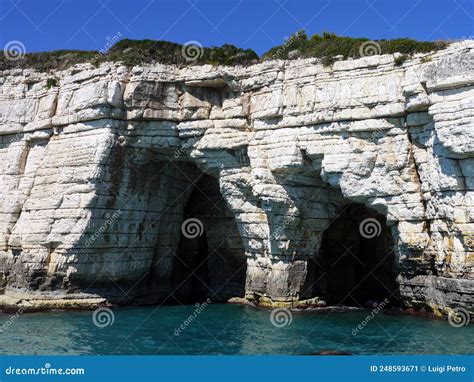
[0,42,473,316]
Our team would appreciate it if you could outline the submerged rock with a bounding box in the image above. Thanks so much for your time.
[311,351,352,355]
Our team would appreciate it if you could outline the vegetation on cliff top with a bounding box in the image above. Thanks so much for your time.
[0,32,449,71]
[0,39,259,71]
[263,31,447,62]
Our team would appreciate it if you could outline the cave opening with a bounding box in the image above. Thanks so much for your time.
[307,203,399,308]
[168,172,247,305]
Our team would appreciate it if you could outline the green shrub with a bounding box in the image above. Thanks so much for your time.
[0,34,448,72]
[263,32,448,62]
[258,30,307,60]
[394,54,409,66]
[321,55,336,67]
[0,40,258,71]
[46,78,58,89]
[0,50,98,72]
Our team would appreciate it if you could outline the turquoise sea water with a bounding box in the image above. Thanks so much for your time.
[0,304,472,355]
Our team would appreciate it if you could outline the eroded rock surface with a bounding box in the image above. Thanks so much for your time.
[0,42,473,315]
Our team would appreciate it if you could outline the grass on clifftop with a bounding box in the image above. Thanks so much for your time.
[0,39,259,71]
[263,31,448,64]
[105,39,259,66]
[0,33,449,72]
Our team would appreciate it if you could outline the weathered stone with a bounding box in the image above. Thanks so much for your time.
[0,41,473,316]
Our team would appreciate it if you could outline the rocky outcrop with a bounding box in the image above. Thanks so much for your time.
[0,42,473,316]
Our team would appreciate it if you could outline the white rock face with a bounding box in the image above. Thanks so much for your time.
[0,42,473,314]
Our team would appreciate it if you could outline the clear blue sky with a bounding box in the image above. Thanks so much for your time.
[0,0,472,55]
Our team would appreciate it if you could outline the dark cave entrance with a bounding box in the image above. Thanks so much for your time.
[170,173,247,304]
[173,226,210,303]
[307,203,398,307]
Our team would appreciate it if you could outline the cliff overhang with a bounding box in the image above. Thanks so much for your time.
[0,41,473,318]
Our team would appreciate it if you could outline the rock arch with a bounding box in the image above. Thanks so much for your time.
[160,173,247,304]
[306,203,398,307]
[0,42,472,316]
[84,154,249,305]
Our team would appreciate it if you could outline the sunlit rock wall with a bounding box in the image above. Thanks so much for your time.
[0,41,472,315]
